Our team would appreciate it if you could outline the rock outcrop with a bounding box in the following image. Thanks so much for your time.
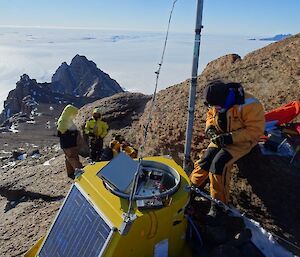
[0,55,124,125]
[51,55,123,98]
[0,74,93,125]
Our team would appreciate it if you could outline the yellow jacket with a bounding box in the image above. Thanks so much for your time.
[206,92,265,157]
[57,104,79,134]
[85,117,109,138]
[109,139,138,158]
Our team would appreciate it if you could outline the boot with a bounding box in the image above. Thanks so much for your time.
[207,201,218,218]
[206,202,224,226]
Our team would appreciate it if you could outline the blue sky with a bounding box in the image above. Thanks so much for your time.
[0,0,299,36]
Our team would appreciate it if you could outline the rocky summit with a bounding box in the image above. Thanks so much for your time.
[0,34,299,256]
[51,54,123,98]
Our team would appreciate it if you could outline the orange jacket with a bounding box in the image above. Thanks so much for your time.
[206,92,265,156]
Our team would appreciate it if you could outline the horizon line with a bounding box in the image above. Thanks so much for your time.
[0,24,285,38]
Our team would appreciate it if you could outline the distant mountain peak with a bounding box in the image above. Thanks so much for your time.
[248,34,293,42]
[259,34,292,41]
[71,54,89,64]
[18,74,32,84]
[0,55,124,124]
[52,55,123,98]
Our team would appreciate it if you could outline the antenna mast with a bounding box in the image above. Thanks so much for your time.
[183,0,204,172]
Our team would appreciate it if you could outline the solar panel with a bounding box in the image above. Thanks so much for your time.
[38,185,113,257]
[97,152,139,193]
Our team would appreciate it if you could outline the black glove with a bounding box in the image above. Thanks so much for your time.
[205,126,218,139]
[211,133,233,148]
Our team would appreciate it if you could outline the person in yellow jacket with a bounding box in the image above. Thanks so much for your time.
[85,107,109,161]
[190,80,265,217]
[57,104,83,179]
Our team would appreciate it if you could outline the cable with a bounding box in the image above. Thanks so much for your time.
[270,232,300,252]
[125,0,179,224]
[139,0,179,157]
[187,215,203,246]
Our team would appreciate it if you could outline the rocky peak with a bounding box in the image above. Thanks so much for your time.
[51,55,123,98]
[51,62,74,95]
[3,74,40,116]
[70,54,93,67]
[205,54,241,71]
[17,74,33,86]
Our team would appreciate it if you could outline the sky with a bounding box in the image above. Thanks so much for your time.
[0,0,299,36]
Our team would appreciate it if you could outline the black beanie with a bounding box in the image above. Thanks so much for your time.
[203,80,245,107]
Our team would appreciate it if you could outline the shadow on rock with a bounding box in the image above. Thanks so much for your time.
[0,187,64,212]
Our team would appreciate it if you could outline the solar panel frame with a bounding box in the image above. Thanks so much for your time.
[37,183,115,257]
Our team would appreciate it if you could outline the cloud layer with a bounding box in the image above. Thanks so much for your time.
[0,27,270,109]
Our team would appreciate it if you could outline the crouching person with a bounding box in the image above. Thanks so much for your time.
[190,80,265,216]
[57,104,83,179]
[101,134,138,161]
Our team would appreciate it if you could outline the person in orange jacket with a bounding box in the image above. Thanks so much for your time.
[190,80,265,217]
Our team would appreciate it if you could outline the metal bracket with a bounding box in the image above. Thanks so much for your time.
[119,213,137,235]
[74,168,84,178]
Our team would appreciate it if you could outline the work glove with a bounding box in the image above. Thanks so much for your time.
[211,133,233,148]
[205,126,218,139]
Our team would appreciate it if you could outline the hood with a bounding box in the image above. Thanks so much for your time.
[57,104,79,133]
[203,80,245,108]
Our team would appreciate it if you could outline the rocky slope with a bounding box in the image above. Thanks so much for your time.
[0,33,299,256]
[134,33,300,160]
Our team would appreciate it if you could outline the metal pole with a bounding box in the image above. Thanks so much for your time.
[183,0,204,172]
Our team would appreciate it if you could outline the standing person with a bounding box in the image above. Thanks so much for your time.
[57,104,83,179]
[85,107,109,162]
[190,80,265,217]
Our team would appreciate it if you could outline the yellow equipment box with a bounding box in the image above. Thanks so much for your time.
[25,154,192,257]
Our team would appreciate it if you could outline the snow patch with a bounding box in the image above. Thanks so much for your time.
[31,153,41,158]
[26,120,36,124]
[9,124,19,133]
[1,161,16,169]
[52,144,61,152]
[43,157,55,166]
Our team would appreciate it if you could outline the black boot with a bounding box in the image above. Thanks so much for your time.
[205,202,227,243]
[207,202,218,218]
[206,202,224,226]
